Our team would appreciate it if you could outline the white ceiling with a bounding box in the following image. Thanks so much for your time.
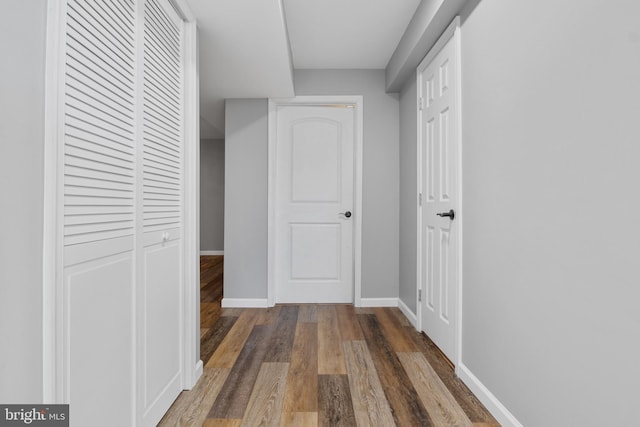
[284,0,421,69]
[188,0,421,138]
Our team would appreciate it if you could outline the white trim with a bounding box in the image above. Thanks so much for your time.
[193,360,203,385]
[221,298,270,308]
[416,16,462,365]
[267,100,277,307]
[359,298,398,308]
[398,298,418,328]
[200,250,224,256]
[457,364,524,427]
[267,96,364,307]
[42,0,65,404]
[454,16,464,370]
[180,6,200,390]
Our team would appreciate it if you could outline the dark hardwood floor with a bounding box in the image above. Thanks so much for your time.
[159,255,499,426]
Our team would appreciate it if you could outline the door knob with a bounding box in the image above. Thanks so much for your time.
[340,211,352,218]
[436,209,455,220]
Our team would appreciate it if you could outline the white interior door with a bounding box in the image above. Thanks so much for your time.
[62,0,137,425]
[418,23,460,363]
[274,104,356,303]
[138,0,184,425]
[53,0,194,424]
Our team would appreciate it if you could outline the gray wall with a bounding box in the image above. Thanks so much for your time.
[398,73,418,313]
[224,71,400,300]
[294,69,400,298]
[0,0,47,403]
[200,138,225,251]
[457,0,639,425]
[224,100,269,299]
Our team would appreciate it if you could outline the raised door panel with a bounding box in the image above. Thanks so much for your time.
[67,254,135,427]
[141,240,182,423]
[291,120,341,203]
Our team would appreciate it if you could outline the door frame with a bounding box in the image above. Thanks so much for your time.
[42,0,201,404]
[416,17,463,368]
[267,96,364,306]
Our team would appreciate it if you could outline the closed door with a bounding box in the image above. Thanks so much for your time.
[138,0,184,425]
[62,0,137,425]
[59,0,186,425]
[418,24,460,362]
[274,105,355,303]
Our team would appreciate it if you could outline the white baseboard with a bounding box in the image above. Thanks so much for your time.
[221,298,269,308]
[457,363,523,427]
[200,250,224,256]
[359,297,399,307]
[398,298,418,328]
[189,360,203,390]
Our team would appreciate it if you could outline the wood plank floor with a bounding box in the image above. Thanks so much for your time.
[159,256,499,426]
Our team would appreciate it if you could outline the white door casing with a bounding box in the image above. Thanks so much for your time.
[268,97,363,305]
[417,18,462,364]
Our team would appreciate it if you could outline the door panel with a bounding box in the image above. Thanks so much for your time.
[290,223,341,279]
[275,105,355,303]
[63,1,136,424]
[291,120,341,202]
[419,27,459,362]
[141,238,181,423]
[67,254,135,427]
[139,0,184,425]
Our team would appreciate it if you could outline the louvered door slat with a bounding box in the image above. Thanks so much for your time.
[66,29,134,85]
[64,212,134,226]
[65,143,133,171]
[143,108,181,139]
[142,0,183,234]
[146,1,180,44]
[105,0,135,28]
[66,86,133,129]
[65,104,134,141]
[143,75,180,110]
[69,1,135,56]
[65,205,135,216]
[65,176,133,193]
[64,0,136,253]
[143,60,180,94]
[66,57,132,111]
[65,77,133,117]
[143,30,180,75]
[143,122,180,145]
[144,11,180,62]
[143,89,181,123]
[144,155,180,172]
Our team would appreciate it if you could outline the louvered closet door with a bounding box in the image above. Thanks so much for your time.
[63,0,136,426]
[138,0,185,425]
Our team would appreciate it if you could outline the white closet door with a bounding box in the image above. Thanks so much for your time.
[63,0,136,425]
[138,0,185,425]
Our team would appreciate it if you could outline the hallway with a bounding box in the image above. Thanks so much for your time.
[159,256,498,426]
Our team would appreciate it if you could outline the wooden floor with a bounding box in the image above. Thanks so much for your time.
[159,256,499,426]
